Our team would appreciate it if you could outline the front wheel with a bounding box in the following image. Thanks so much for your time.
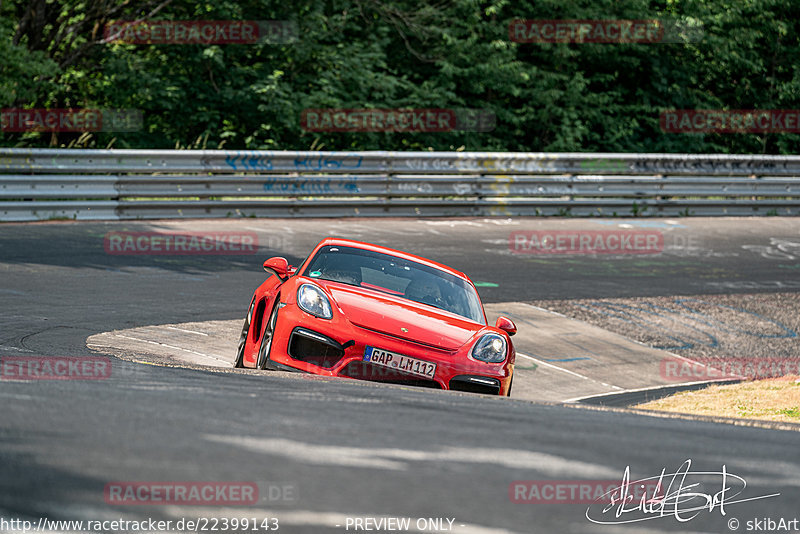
[257,299,281,370]
[234,298,255,368]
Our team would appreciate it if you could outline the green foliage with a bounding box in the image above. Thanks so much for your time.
[0,21,59,108]
[2,0,799,152]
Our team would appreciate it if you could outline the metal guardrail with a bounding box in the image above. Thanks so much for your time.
[1,149,799,221]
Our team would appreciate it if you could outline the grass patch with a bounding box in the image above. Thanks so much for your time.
[636,376,800,424]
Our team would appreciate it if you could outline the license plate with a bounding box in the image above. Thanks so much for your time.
[363,346,437,379]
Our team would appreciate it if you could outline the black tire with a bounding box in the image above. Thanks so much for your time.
[256,299,281,370]
[506,376,513,397]
[233,298,255,368]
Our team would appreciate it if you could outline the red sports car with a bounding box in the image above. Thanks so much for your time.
[234,238,516,396]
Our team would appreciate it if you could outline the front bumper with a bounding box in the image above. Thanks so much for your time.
[269,304,513,395]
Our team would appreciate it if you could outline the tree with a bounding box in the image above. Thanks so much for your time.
[1,0,798,153]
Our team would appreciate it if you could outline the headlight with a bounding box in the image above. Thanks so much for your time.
[471,333,507,363]
[297,284,333,319]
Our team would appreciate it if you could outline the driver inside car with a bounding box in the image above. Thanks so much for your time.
[319,255,363,286]
[405,277,444,308]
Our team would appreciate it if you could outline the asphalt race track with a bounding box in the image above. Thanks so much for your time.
[2,217,800,534]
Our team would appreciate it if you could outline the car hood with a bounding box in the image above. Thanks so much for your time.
[325,283,483,351]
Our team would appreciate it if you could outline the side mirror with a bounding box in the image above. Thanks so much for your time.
[263,257,290,280]
[495,316,517,336]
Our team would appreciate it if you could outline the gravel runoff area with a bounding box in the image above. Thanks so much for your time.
[532,293,800,383]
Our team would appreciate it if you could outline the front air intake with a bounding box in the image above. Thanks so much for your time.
[287,328,345,368]
[449,375,501,395]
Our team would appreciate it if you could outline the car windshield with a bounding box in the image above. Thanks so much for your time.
[304,245,485,324]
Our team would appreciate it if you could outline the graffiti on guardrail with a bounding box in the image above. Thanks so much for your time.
[396,182,434,193]
[629,158,789,173]
[263,177,359,193]
[293,154,363,172]
[400,155,795,174]
[403,158,457,171]
[415,156,633,174]
[453,183,474,195]
[573,298,796,351]
[3,149,800,221]
[224,153,273,171]
[402,156,560,173]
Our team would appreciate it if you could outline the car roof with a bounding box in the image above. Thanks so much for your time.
[314,238,471,282]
